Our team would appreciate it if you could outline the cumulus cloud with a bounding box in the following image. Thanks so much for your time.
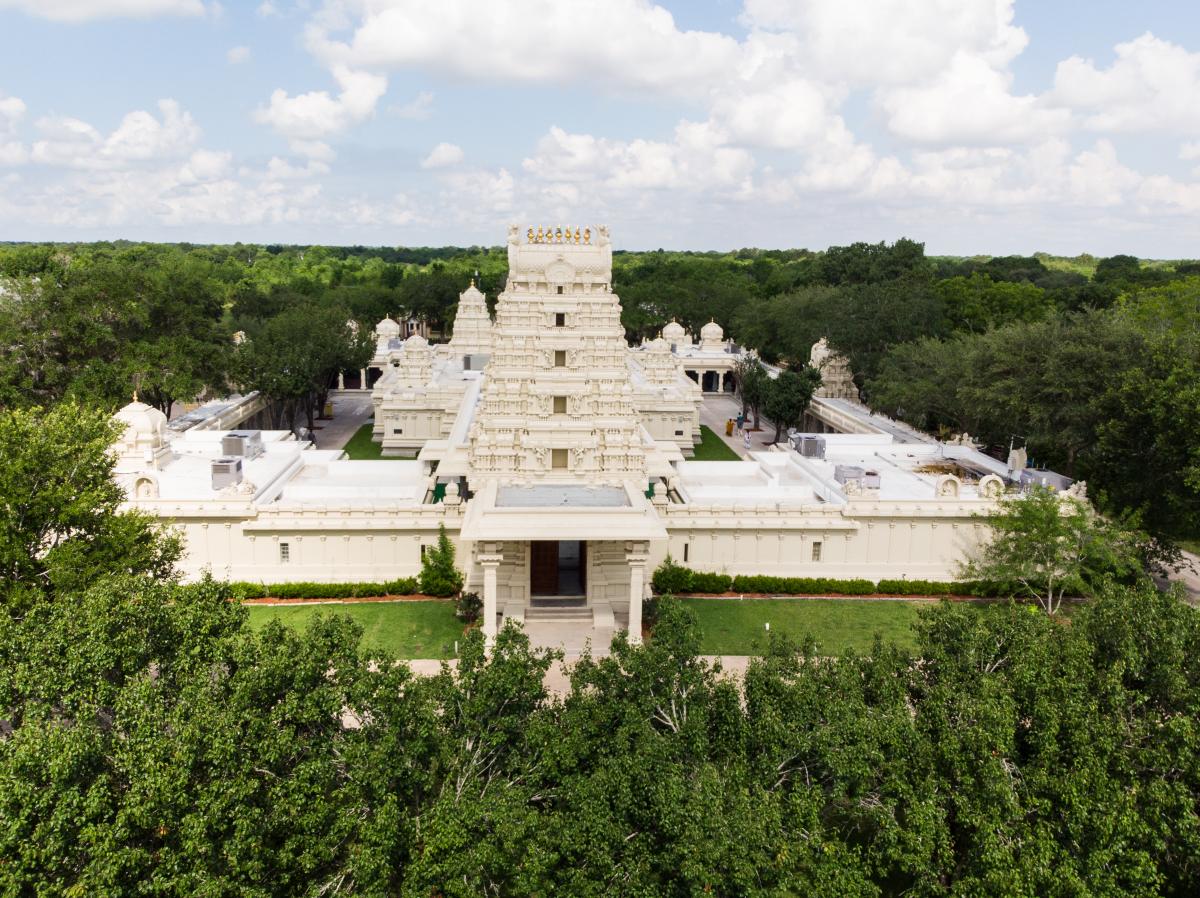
[226,45,251,64]
[741,0,1028,85]
[305,0,740,98]
[30,99,199,169]
[0,0,206,21]
[879,53,1071,144]
[522,123,753,193]
[255,65,388,140]
[421,142,463,169]
[391,90,434,120]
[1053,33,1200,132]
[0,92,27,165]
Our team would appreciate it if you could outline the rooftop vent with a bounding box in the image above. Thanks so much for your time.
[211,456,243,491]
[790,435,826,458]
[221,430,263,460]
[834,464,865,485]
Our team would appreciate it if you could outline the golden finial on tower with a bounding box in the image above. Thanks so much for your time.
[583,226,591,244]
[536,225,543,242]
[527,226,534,242]
[555,226,562,243]
[574,226,581,244]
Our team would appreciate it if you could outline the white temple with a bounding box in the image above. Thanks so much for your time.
[112,225,1040,647]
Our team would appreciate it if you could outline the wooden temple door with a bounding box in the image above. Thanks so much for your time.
[529,541,558,596]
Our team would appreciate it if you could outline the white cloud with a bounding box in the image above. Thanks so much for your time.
[391,90,433,120]
[879,52,1071,144]
[438,167,514,214]
[0,0,205,21]
[255,0,278,16]
[306,0,741,98]
[522,123,753,193]
[226,45,251,65]
[1053,33,1200,133]
[31,99,199,169]
[740,0,1028,85]
[0,92,26,165]
[289,139,335,161]
[421,142,463,169]
[255,65,388,140]
[1181,142,1200,161]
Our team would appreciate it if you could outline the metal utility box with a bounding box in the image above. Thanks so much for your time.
[221,430,263,460]
[211,456,243,490]
[834,464,865,485]
[800,436,827,459]
[863,470,881,489]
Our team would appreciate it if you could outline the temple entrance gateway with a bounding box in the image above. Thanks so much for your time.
[530,540,587,598]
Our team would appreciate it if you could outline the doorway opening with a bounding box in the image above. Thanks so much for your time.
[530,540,587,598]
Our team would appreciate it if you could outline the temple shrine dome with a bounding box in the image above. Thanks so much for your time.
[662,320,686,342]
[700,319,724,342]
[114,398,168,449]
[375,316,401,338]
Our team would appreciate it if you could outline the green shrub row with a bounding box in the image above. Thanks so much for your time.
[229,578,420,600]
[653,558,1001,598]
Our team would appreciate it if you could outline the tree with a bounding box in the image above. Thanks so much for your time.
[734,355,770,430]
[0,402,179,612]
[419,524,464,597]
[961,486,1143,615]
[762,366,822,443]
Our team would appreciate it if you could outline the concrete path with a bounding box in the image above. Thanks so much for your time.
[1162,550,1200,606]
[698,394,779,458]
[315,390,375,451]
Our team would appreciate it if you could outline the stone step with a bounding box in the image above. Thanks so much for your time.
[523,606,594,622]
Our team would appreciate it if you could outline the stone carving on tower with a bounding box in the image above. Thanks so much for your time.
[809,337,858,401]
[467,225,647,486]
[448,281,493,357]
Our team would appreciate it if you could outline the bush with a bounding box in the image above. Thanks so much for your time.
[419,524,464,598]
[456,591,482,623]
[876,579,956,596]
[730,575,876,595]
[227,578,419,600]
[651,556,694,594]
[690,571,733,593]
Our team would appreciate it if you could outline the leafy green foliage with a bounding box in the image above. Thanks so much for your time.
[963,486,1144,614]
[419,524,464,597]
[228,578,419,599]
[761,364,823,442]
[456,591,482,622]
[0,402,180,612]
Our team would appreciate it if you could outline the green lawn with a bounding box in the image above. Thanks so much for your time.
[340,423,385,459]
[692,425,742,461]
[245,601,464,659]
[680,597,923,654]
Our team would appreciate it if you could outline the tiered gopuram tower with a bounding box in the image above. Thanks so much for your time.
[466,225,647,486]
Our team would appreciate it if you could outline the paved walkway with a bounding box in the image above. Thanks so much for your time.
[698,393,779,458]
[315,390,375,451]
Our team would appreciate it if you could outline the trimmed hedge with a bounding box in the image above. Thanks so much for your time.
[229,578,420,600]
[653,561,1004,598]
[731,574,877,595]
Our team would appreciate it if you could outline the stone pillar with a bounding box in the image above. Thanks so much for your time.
[359,369,367,390]
[480,546,503,649]
[626,542,649,646]
[337,371,345,390]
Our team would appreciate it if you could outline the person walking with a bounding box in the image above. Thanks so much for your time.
[743,430,751,450]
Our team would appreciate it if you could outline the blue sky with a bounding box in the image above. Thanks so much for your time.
[1,0,1199,255]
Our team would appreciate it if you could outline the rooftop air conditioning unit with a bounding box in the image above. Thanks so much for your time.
[222,430,263,460]
[834,464,865,485]
[863,470,881,489]
[211,456,243,491]
[802,437,826,459]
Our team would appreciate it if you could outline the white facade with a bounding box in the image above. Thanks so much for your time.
[113,225,1027,649]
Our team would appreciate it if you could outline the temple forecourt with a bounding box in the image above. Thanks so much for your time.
[112,224,1048,650]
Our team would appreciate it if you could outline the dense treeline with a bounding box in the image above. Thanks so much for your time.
[3,404,1199,896]
[1,238,1197,539]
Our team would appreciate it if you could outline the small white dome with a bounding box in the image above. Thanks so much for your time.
[701,319,724,341]
[375,316,401,337]
[645,336,669,352]
[404,332,429,347]
[114,399,167,447]
[460,282,485,302]
[662,320,686,341]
